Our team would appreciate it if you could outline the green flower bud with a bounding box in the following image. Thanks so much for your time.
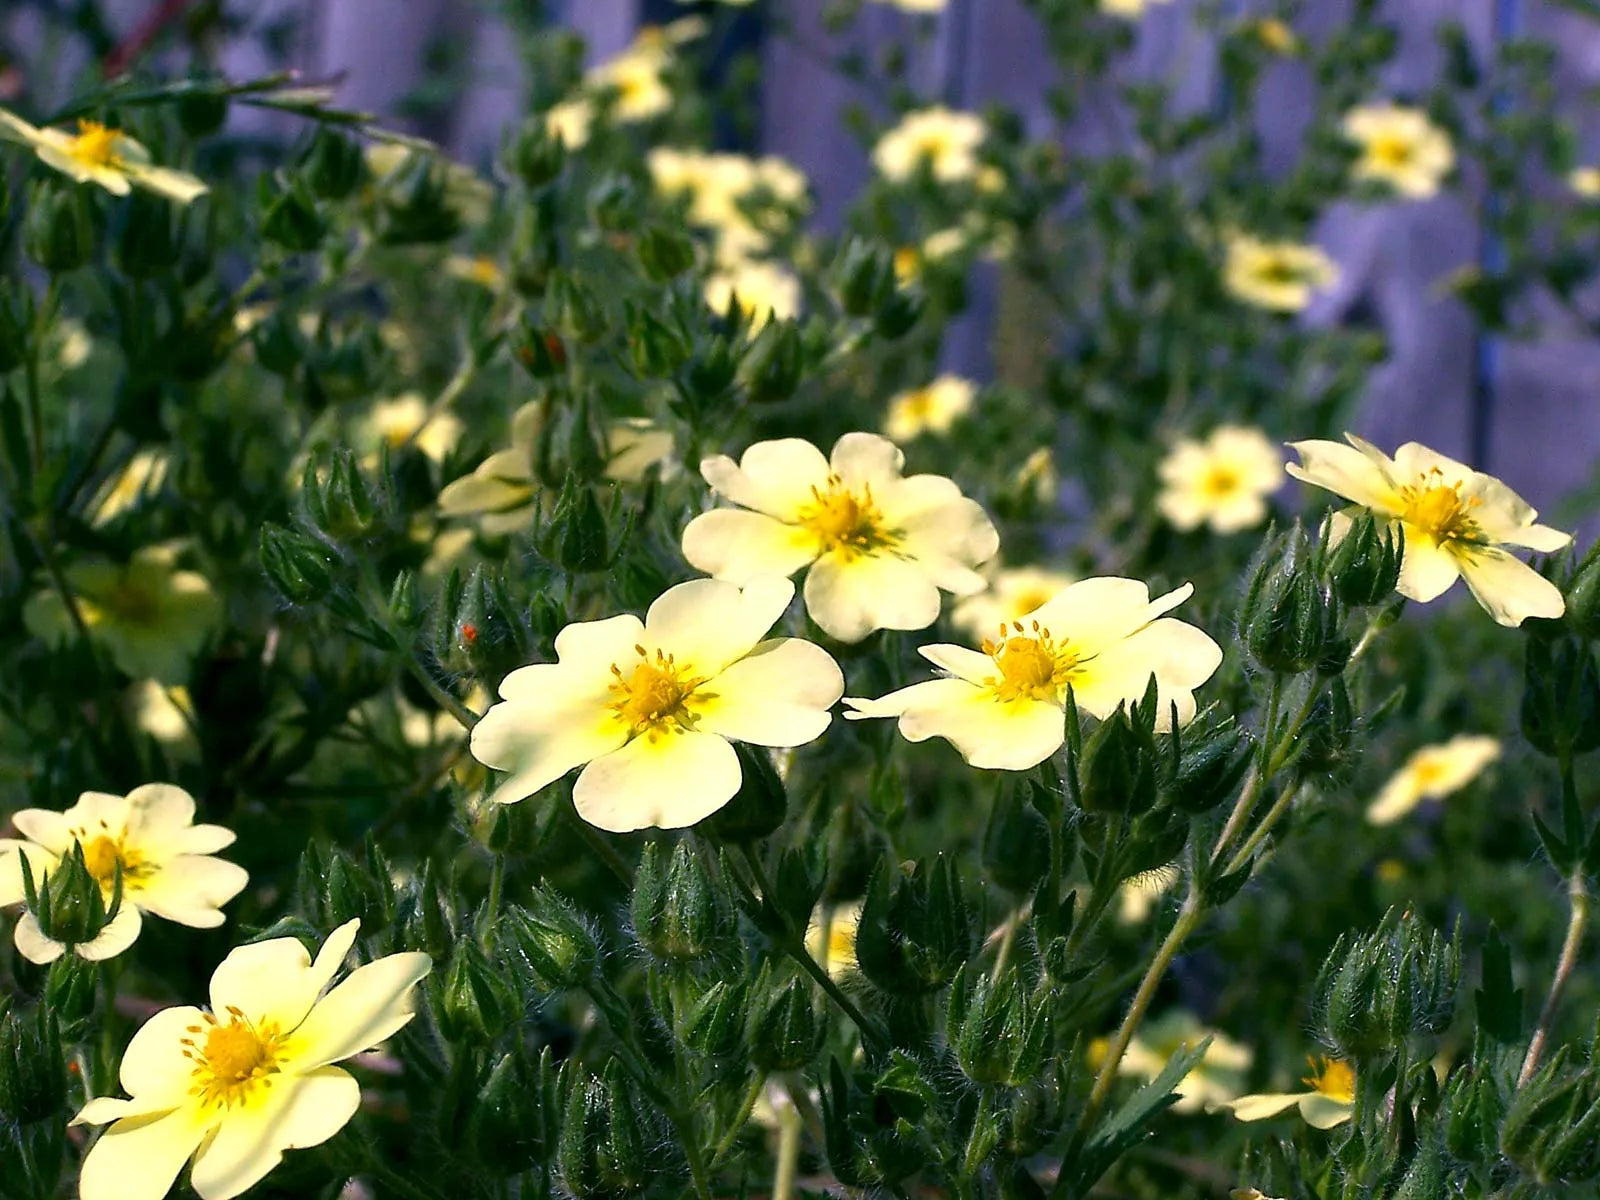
[624,305,690,378]
[259,522,337,605]
[506,117,566,189]
[739,317,805,404]
[260,176,327,253]
[874,287,926,339]
[1389,1140,1444,1200]
[677,334,742,415]
[113,190,182,277]
[43,956,98,1033]
[854,856,975,996]
[251,308,304,377]
[635,223,695,282]
[377,152,463,245]
[163,291,236,383]
[24,180,95,273]
[300,128,367,200]
[514,324,569,378]
[678,977,749,1062]
[832,238,896,317]
[1325,511,1403,608]
[947,966,1049,1087]
[1242,526,1342,674]
[702,743,789,844]
[546,270,609,344]
[22,844,118,951]
[404,861,458,964]
[1565,541,1600,641]
[1444,1069,1503,1164]
[587,173,639,235]
[1521,635,1600,759]
[1313,908,1458,1061]
[539,477,615,573]
[1164,720,1252,814]
[1502,1050,1600,1186]
[982,778,1050,895]
[308,322,388,401]
[470,1047,558,1176]
[437,940,517,1044]
[296,841,391,932]
[558,1061,660,1199]
[1293,677,1356,785]
[748,974,823,1072]
[631,840,735,962]
[502,889,598,990]
[0,284,34,375]
[0,1004,66,1125]
[1078,705,1158,815]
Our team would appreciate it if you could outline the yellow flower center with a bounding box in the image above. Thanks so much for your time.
[608,646,710,738]
[983,623,1078,703]
[183,1009,285,1109]
[1410,758,1447,787]
[1255,255,1305,286]
[1200,464,1242,499]
[914,131,956,165]
[1398,471,1482,544]
[894,246,922,282]
[79,834,149,892]
[1369,134,1415,169]
[66,121,121,169]
[1303,1056,1356,1104]
[901,390,934,418]
[797,477,900,560]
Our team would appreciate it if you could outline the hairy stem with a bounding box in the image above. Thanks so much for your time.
[1519,870,1589,1086]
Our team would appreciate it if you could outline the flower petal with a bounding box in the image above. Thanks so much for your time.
[895,499,1000,592]
[803,552,944,643]
[539,612,649,681]
[828,432,905,491]
[8,808,75,854]
[1070,617,1222,731]
[1299,1094,1354,1129]
[124,164,209,205]
[646,576,796,676]
[1455,546,1566,627]
[701,438,831,519]
[1395,535,1463,603]
[133,857,249,927]
[695,638,843,746]
[847,678,1064,770]
[117,1005,211,1103]
[1286,439,1399,514]
[0,840,57,906]
[1027,579,1192,658]
[287,952,432,1071]
[918,643,999,685]
[470,695,629,807]
[210,920,359,1032]
[79,903,144,961]
[680,509,821,583]
[188,1067,360,1200]
[572,731,741,832]
[13,913,66,964]
[78,1105,212,1200]
[1218,1091,1310,1122]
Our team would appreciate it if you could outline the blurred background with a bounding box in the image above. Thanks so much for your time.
[6,0,1600,520]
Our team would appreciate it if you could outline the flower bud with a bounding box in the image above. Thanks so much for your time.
[624,305,690,378]
[739,317,805,404]
[506,117,566,189]
[1521,634,1600,759]
[558,1061,660,1199]
[1564,540,1600,641]
[1445,1068,1503,1164]
[44,956,98,1033]
[1501,1050,1600,1186]
[251,308,304,377]
[1164,720,1252,814]
[703,743,789,844]
[0,1004,66,1125]
[403,860,458,964]
[982,779,1050,895]
[635,223,695,282]
[1077,706,1158,815]
[832,238,896,317]
[377,152,463,245]
[300,128,367,200]
[587,173,639,234]
[1241,526,1341,674]
[820,1058,928,1188]
[176,84,229,138]
[113,190,182,277]
[259,522,337,605]
[748,974,822,1072]
[437,940,517,1044]
[22,844,118,951]
[470,1047,558,1175]
[631,841,735,962]
[308,322,388,401]
[1325,511,1403,608]
[854,856,975,996]
[305,451,383,543]
[874,287,925,340]
[296,841,391,932]
[1292,677,1356,785]
[24,180,95,273]
[546,270,609,344]
[514,323,569,379]
[947,966,1048,1087]
[677,334,742,414]
[1313,908,1458,1060]
[678,977,749,1062]
[261,176,327,254]
[502,888,598,989]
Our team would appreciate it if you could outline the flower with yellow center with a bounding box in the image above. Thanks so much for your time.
[0,784,247,966]
[873,108,987,183]
[1367,734,1500,826]
[1218,1056,1356,1128]
[682,432,999,643]
[867,0,947,11]
[1341,103,1455,200]
[1157,425,1285,534]
[470,577,843,831]
[884,376,977,443]
[1570,167,1600,199]
[0,109,207,203]
[804,901,862,980]
[444,255,504,290]
[22,544,223,683]
[844,577,1222,768]
[1223,234,1340,312]
[952,566,1078,642]
[545,98,595,149]
[126,681,199,758]
[71,919,430,1200]
[354,393,464,467]
[1100,0,1174,16]
[90,448,169,526]
[704,259,802,331]
[590,46,673,123]
[1287,434,1570,626]
[1113,1009,1253,1113]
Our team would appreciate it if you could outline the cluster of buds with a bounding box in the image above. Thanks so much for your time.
[1313,908,1459,1060]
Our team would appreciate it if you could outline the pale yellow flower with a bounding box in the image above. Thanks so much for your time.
[1287,434,1570,626]
[1100,0,1174,16]
[1157,425,1285,533]
[844,577,1222,767]
[873,108,987,183]
[1219,1056,1356,1129]
[23,545,223,682]
[53,317,93,369]
[1342,103,1455,200]
[90,448,169,526]
[649,147,808,262]
[1367,735,1500,825]
[705,259,802,330]
[1570,167,1600,198]
[868,0,947,11]
[590,46,673,123]
[355,393,463,466]
[546,98,595,149]
[73,920,430,1200]
[0,108,206,203]
[470,577,844,831]
[804,901,862,980]
[884,376,977,442]
[952,566,1078,642]
[444,255,503,290]
[364,144,493,227]
[0,784,246,965]
[126,681,198,755]
[682,432,999,643]
[1223,234,1339,312]
[1248,17,1300,54]
[1115,1010,1253,1113]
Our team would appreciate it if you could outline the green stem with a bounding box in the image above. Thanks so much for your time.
[405,657,479,731]
[1520,869,1590,1086]
[710,1071,769,1167]
[773,1099,803,1200]
[1222,782,1305,877]
[23,279,61,476]
[1208,769,1260,869]
[479,852,505,943]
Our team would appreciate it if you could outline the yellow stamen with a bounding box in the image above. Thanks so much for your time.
[1302,1056,1356,1104]
[1398,469,1482,544]
[73,831,150,896]
[797,476,900,560]
[983,621,1078,703]
[66,121,121,169]
[1200,465,1241,499]
[182,1009,284,1109]
[1368,134,1415,169]
[607,647,709,738]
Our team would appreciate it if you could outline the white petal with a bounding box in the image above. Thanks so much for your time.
[189,1067,360,1200]
[845,678,1064,770]
[876,474,965,522]
[1395,535,1462,603]
[1299,1094,1354,1129]
[1455,546,1566,626]
[78,1106,212,1200]
[133,857,249,927]
[1219,1091,1311,1122]
[918,643,999,685]
[695,638,843,746]
[1496,522,1572,554]
[79,903,144,961]
[0,840,56,906]
[1027,578,1192,658]
[124,164,209,205]
[803,552,943,643]
[1366,776,1423,826]
[209,920,359,1032]
[828,432,905,491]
[117,1006,210,1103]
[546,613,648,680]
[572,731,741,832]
[680,509,820,583]
[646,576,795,676]
[8,808,75,854]
[700,438,831,519]
[1070,618,1222,731]
[895,499,1000,588]
[122,783,197,836]
[470,696,629,807]
[1285,439,1398,513]
[13,913,66,964]
[286,953,432,1071]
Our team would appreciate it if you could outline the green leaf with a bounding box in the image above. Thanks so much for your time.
[1475,926,1524,1044]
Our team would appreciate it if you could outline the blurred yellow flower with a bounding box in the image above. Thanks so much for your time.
[355,393,464,466]
[873,108,987,183]
[90,448,169,526]
[649,147,807,261]
[844,577,1221,768]
[884,375,977,442]
[1114,1009,1253,1113]
[0,109,207,203]
[1368,735,1500,825]
[1287,434,1570,625]
[1116,865,1177,923]
[1248,17,1300,54]
[590,45,673,122]
[0,784,246,965]
[470,577,843,831]
[546,98,595,149]
[952,566,1078,642]
[73,919,430,1200]
[804,901,862,979]
[1100,0,1174,16]
[1014,447,1058,504]
[1342,103,1454,199]
[23,545,222,682]
[1157,425,1285,533]
[705,259,802,330]
[444,255,504,290]
[682,432,998,642]
[1570,167,1600,198]
[1219,1056,1356,1129]
[126,681,198,756]
[1223,234,1339,312]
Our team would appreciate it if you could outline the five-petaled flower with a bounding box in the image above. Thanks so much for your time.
[681,432,999,643]
[0,784,247,965]
[1341,103,1455,199]
[72,919,430,1200]
[873,107,987,183]
[0,108,207,203]
[1368,734,1500,826]
[1105,1009,1253,1114]
[470,576,844,832]
[1157,425,1285,534]
[843,577,1222,769]
[1223,234,1339,312]
[1287,434,1570,626]
[884,376,977,443]
[1218,1056,1356,1129]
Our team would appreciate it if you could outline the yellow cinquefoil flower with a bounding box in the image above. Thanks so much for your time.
[952,566,1078,642]
[471,577,843,832]
[22,545,223,683]
[1223,234,1339,312]
[590,43,674,123]
[681,433,999,643]
[873,107,987,183]
[354,393,464,466]
[73,919,430,1200]
[649,147,807,262]
[437,402,675,534]
[0,109,207,203]
[545,98,595,149]
[705,259,802,330]
[843,577,1222,768]
[1111,1009,1253,1113]
[1341,103,1455,199]
[1157,425,1285,534]
[1368,734,1500,825]
[0,784,246,965]
[126,681,199,757]
[1219,1056,1356,1129]
[884,376,977,443]
[1570,167,1600,198]
[1101,0,1174,16]
[804,901,862,980]
[1287,434,1570,626]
